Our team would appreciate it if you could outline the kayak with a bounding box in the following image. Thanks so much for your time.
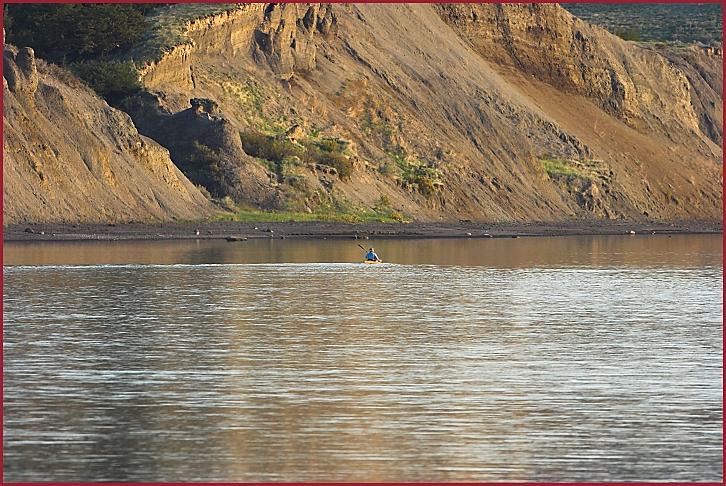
[363,260,383,264]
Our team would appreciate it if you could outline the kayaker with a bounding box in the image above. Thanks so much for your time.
[365,247,381,262]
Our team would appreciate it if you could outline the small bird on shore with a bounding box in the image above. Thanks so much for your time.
[195,229,200,236]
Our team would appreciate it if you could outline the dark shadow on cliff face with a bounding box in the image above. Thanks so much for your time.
[3,45,216,224]
[122,92,281,209]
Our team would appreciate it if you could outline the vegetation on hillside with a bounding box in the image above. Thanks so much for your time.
[66,60,141,104]
[178,142,227,197]
[540,157,613,184]
[127,4,243,65]
[5,4,151,62]
[383,147,444,197]
[562,3,722,44]
[5,4,160,103]
[613,28,642,42]
[4,3,241,103]
[240,131,354,180]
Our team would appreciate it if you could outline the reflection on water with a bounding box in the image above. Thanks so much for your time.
[3,236,723,481]
[3,234,724,267]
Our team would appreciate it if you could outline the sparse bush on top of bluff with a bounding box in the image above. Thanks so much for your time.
[613,28,642,42]
[4,4,162,104]
[5,4,153,63]
[562,3,722,44]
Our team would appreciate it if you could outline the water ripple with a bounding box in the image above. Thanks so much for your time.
[3,246,723,482]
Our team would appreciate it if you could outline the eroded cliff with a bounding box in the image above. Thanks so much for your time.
[5,3,722,224]
[123,3,721,222]
[3,45,215,224]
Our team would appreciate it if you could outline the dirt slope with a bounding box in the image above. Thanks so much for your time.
[125,3,721,222]
[3,46,215,224]
[4,4,722,224]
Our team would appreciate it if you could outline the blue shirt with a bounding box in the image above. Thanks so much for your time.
[365,251,379,261]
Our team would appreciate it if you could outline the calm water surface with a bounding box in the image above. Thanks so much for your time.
[3,235,723,481]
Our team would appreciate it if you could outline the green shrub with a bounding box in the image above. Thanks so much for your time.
[541,158,593,180]
[386,147,443,196]
[36,60,88,90]
[240,131,353,180]
[220,193,410,224]
[6,4,148,62]
[303,143,353,179]
[374,195,391,210]
[68,60,140,104]
[240,131,305,181]
[320,152,352,179]
[402,165,443,196]
[188,142,219,165]
[315,137,348,153]
[614,27,642,42]
[175,142,225,194]
[240,131,304,162]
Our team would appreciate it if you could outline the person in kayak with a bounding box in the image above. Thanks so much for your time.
[365,247,381,262]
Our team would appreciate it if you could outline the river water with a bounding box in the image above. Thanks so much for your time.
[3,235,722,481]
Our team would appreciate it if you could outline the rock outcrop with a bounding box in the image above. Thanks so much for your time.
[121,92,279,207]
[3,46,215,224]
[652,44,723,146]
[252,3,336,80]
[436,3,717,150]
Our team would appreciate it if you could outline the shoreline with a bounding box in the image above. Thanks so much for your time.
[3,220,722,242]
